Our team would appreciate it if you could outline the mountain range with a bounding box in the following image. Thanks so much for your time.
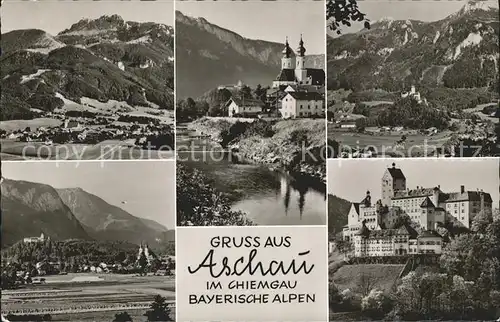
[1,14,174,121]
[327,1,499,91]
[176,11,325,99]
[1,178,174,249]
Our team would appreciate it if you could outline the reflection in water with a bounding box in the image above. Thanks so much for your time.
[177,124,326,226]
[179,158,325,226]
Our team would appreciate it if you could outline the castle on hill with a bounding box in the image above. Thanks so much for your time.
[24,232,48,244]
[341,163,493,257]
[401,85,426,104]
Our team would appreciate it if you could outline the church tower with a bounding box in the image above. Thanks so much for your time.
[281,37,294,69]
[295,35,307,83]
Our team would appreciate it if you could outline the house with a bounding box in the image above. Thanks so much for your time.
[226,97,265,117]
[64,119,81,129]
[280,92,323,118]
[353,222,443,257]
[283,84,322,94]
[340,121,357,129]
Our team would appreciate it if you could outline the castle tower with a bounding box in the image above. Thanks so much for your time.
[363,190,372,207]
[281,37,294,69]
[144,243,150,260]
[295,35,308,83]
[137,243,144,261]
[381,162,406,206]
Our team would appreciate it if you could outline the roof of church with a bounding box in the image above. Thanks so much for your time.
[282,39,293,58]
[387,165,406,180]
[285,84,321,93]
[285,91,323,101]
[420,196,436,208]
[352,203,360,215]
[275,69,296,82]
[229,97,265,107]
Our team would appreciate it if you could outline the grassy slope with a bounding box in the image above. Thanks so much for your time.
[235,119,327,180]
[189,118,327,180]
[332,264,405,293]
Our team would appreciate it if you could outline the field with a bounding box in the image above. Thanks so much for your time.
[1,95,175,161]
[0,139,175,160]
[463,104,499,124]
[332,264,404,293]
[1,273,175,322]
[328,124,454,157]
[0,118,63,132]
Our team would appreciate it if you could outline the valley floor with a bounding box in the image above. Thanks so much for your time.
[0,139,175,160]
[328,125,454,157]
[1,273,175,321]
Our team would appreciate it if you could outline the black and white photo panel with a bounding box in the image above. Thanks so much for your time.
[175,0,328,226]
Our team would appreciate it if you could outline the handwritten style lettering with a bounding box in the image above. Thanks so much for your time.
[187,249,314,278]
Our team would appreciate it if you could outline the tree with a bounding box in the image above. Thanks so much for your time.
[144,295,173,321]
[361,288,393,319]
[254,84,267,102]
[113,312,133,322]
[356,272,380,297]
[208,104,222,117]
[336,239,353,256]
[150,258,161,272]
[326,0,370,35]
[238,85,252,99]
[176,164,253,226]
[471,210,492,233]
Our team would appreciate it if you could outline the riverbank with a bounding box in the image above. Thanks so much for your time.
[187,117,327,182]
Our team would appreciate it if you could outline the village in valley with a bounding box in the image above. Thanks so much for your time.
[1,232,176,322]
[328,84,498,158]
[1,8,175,160]
[326,0,499,158]
[0,100,175,160]
[1,160,177,321]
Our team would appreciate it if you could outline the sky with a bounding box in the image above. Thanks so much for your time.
[177,1,325,54]
[327,0,500,37]
[2,1,174,35]
[2,161,176,228]
[328,158,499,208]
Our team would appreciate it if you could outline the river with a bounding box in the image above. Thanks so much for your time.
[177,123,326,226]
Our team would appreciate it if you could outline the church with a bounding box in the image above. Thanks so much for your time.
[272,36,325,89]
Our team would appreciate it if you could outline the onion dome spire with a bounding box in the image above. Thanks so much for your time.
[297,34,306,57]
[282,36,292,58]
